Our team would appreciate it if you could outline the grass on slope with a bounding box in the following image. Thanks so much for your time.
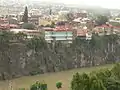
[0,64,113,90]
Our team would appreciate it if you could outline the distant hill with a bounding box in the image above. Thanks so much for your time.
[0,0,120,15]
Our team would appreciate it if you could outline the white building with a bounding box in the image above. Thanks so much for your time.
[29,9,41,16]
[44,27,73,43]
[10,29,40,39]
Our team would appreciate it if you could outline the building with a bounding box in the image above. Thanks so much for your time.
[29,15,41,25]
[45,29,73,43]
[17,11,41,25]
[17,12,31,22]
[44,21,73,43]
[0,18,9,30]
[39,17,52,26]
[93,24,115,36]
[29,9,41,16]
[10,29,40,39]
[58,11,69,21]
[74,10,88,19]
[0,18,19,30]
[76,26,92,40]
[0,18,9,24]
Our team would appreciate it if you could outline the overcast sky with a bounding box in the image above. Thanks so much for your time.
[11,0,120,9]
[28,0,120,9]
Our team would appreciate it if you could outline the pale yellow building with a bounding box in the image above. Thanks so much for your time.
[39,19,52,26]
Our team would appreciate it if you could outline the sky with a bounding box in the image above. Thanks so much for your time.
[27,0,120,9]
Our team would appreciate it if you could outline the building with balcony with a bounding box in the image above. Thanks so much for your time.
[45,30,73,43]
[44,21,73,43]
[10,29,40,39]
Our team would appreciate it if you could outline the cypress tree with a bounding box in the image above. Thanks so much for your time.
[49,8,52,15]
[22,6,28,23]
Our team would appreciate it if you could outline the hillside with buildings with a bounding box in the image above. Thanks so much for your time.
[0,1,120,90]
[0,1,120,84]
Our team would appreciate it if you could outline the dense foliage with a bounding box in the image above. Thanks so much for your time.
[26,37,47,52]
[96,15,108,26]
[30,81,47,90]
[22,23,35,30]
[0,31,120,80]
[56,82,62,89]
[71,63,120,90]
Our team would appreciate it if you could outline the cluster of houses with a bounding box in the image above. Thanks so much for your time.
[0,9,120,43]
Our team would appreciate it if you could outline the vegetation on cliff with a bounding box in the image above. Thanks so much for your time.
[0,31,119,80]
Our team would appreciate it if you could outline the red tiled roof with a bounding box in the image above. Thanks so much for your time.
[96,25,112,28]
[0,24,18,29]
[44,25,72,31]
[0,24,10,30]
[0,24,9,26]
[9,24,18,28]
[95,24,120,28]
[0,18,8,21]
[43,27,54,31]
[53,25,72,31]
[77,29,88,36]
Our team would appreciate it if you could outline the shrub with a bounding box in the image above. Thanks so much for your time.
[111,63,120,79]
[30,81,40,90]
[90,75,106,90]
[71,63,120,90]
[41,83,47,90]
[71,72,84,90]
[30,81,47,90]
[56,81,62,89]
[106,77,120,90]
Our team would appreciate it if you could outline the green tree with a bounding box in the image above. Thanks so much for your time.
[106,77,120,90]
[22,23,35,30]
[49,8,52,15]
[56,82,62,89]
[96,15,108,26]
[90,75,106,90]
[71,72,81,90]
[71,72,90,90]
[26,37,47,52]
[22,6,28,23]
[50,21,55,28]
[30,81,47,90]
[15,32,27,41]
[66,12,74,22]
[71,64,120,90]
[111,63,120,79]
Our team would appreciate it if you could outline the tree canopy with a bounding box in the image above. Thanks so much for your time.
[22,23,35,30]
[22,6,28,23]
[96,15,109,26]
[71,63,120,90]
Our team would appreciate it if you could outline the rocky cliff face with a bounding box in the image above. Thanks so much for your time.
[0,34,120,80]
